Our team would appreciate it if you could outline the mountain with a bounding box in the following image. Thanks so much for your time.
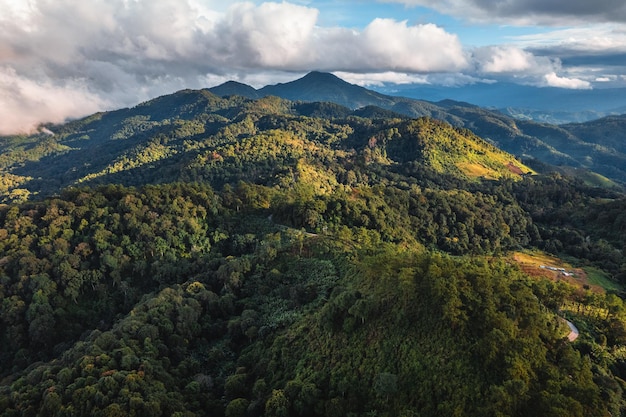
[206,80,260,99]
[1,80,626,416]
[562,114,626,153]
[208,72,626,185]
[258,71,397,109]
[2,72,625,199]
[372,82,626,123]
[0,92,531,203]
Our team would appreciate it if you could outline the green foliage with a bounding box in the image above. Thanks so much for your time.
[0,91,625,417]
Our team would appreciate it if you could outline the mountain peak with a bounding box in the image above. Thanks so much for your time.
[207,80,259,99]
[300,71,346,84]
[258,71,392,109]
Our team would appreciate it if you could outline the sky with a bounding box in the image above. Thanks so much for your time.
[2,0,626,134]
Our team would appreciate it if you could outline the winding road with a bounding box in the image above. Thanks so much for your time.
[565,320,579,342]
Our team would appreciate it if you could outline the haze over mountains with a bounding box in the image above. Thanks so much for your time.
[209,71,626,123]
[211,72,626,124]
[372,82,626,124]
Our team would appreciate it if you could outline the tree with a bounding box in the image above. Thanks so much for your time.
[373,372,398,402]
[26,290,55,347]
[225,398,249,417]
[265,390,289,417]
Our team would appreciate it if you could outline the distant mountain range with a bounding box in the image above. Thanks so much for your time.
[371,82,626,124]
[208,72,626,185]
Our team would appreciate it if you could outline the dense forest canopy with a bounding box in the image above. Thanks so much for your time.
[0,90,625,416]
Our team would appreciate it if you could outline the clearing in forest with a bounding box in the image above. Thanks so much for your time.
[511,251,605,293]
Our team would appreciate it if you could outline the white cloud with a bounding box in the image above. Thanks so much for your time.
[0,67,107,135]
[210,2,319,68]
[357,19,468,72]
[474,46,539,73]
[426,72,495,87]
[468,45,594,89]
[335,71,430,86]
[0,0,473,133]
[510,24,626,53]
[543,72,591,89]
[334,71,493,88]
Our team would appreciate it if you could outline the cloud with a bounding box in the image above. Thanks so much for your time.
[335,71,430,87]
[474,46,540,73]
[209,2,319,69]
[382,0,626,25]
[0,0,614,134]
[469,46,592,88]
[0,67,107,135]
[510,25,626,54]
[543,72,591,89]
[504,25,626,87]
[335,71,492,88]
[360,19,467,72]
[0,0,472,133]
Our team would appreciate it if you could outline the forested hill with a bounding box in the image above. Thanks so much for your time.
[0,91,530,203]
[209,71,626,184]
[0,89,626,416]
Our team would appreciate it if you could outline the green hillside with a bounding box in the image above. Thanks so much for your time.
[210,72,626,185]
[0,91,625,417]
[562,115,626,154]
[0,92,530,203]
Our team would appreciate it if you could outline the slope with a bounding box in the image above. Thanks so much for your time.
[1,178,625,417]
[0,89,625,417]
[0,93,530,203]
[561,114,626,154]
[209,72,626,185]
[259,71,397,109]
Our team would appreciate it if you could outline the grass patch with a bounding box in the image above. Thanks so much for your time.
[584,266,623,292]
[513,250,571,268]
[511,250,608,293]
[457,162,495,179]
[556,166,619,189]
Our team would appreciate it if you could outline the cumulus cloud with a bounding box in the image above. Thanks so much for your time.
[357,19,467,72]
[463,45,590,89]
[474,46,540,73]
[209,2,319,69]
[0,0,472,133]
[382,0,626,25]
[0,0,611,134]
[543,72,591,89]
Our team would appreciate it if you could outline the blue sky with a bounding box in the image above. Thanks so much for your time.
[1,0,625,133]
[306,0,519,44]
